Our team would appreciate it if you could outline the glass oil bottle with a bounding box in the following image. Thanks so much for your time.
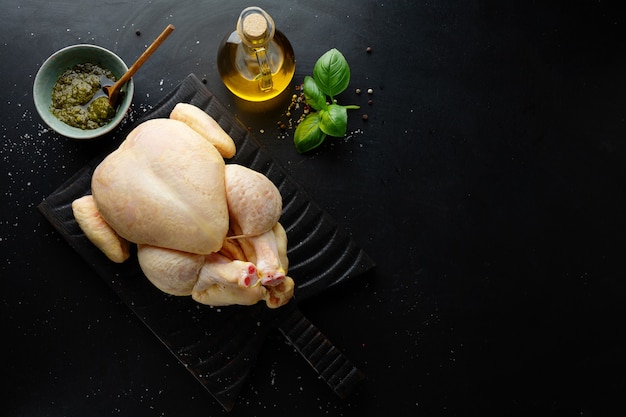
[217,7,295,102]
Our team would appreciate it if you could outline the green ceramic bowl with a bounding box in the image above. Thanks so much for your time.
[33,44,134,139]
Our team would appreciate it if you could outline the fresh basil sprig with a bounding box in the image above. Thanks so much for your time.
[294,48,359,153]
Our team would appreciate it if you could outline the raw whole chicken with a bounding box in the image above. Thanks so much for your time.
[72,103,294,308]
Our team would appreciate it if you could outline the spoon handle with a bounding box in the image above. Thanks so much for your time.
[117,24,175,86]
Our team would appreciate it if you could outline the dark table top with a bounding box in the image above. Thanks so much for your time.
[3,1,626,415]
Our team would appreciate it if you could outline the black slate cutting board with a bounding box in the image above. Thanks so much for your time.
[38,74,375,411]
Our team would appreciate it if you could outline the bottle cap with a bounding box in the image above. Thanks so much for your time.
[243,14,267,40]
[237,7,275,47]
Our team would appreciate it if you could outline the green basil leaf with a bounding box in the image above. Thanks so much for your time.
[303,76,327,111]
[319,104,348,137]
[294,112,327,153]
[313,48,351,98]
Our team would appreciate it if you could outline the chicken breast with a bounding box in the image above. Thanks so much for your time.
[91,118,229,255]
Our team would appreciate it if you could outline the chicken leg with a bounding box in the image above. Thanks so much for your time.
[200,252,259,288]
[137,245,258,296]
[224,164,286,286]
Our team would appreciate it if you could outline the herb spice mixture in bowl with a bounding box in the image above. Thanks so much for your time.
[33,44,134,139]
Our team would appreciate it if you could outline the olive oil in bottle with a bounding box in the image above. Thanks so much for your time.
[217,7,295,102]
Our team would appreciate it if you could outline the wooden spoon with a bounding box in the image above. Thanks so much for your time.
[103,24,175,108]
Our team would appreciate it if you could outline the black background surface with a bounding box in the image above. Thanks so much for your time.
[2,1,626,416]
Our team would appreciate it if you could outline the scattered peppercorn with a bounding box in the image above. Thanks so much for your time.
[202,78,207,84]
[362,114,369,121]
[366,46,372,53]
[367,88,374,95]
[368,99,373,105]
[135,30,141,36]
[355,88,361,95]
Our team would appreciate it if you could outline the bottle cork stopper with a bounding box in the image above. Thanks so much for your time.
[243,13,267,40]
